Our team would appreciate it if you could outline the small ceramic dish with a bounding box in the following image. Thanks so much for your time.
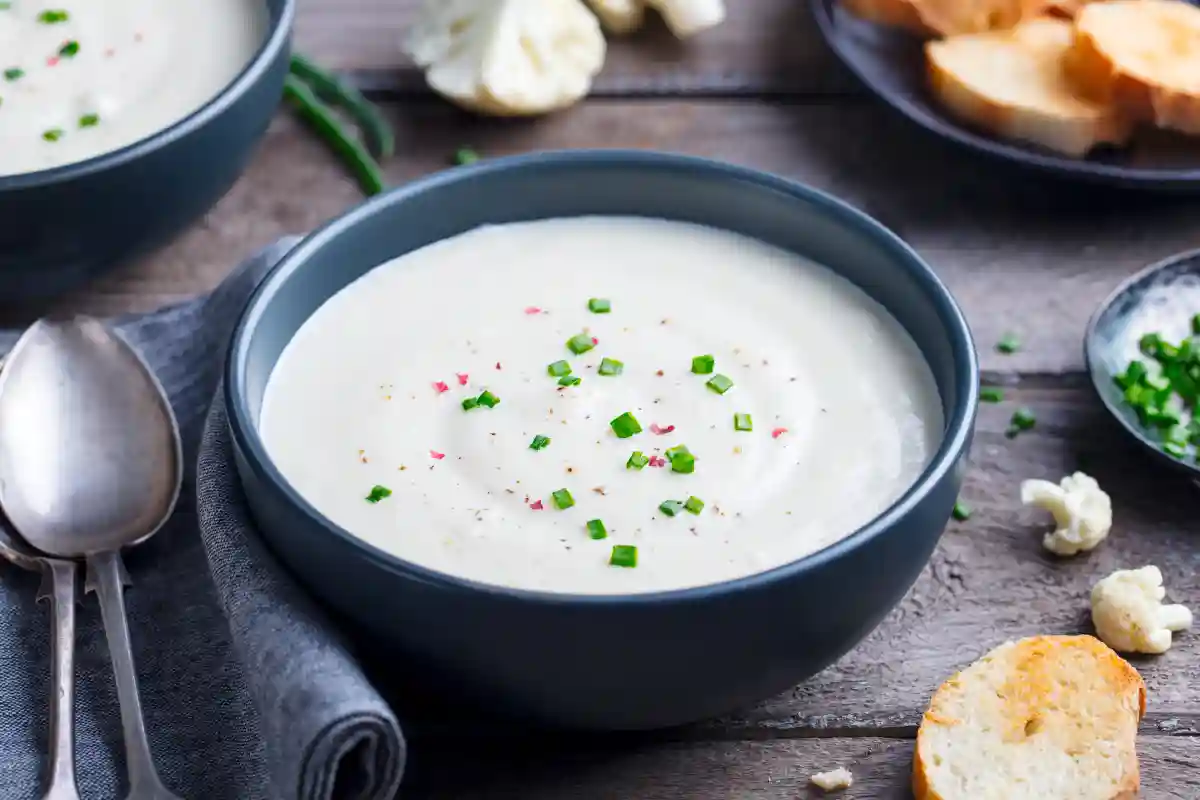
[1085,248,1200,478]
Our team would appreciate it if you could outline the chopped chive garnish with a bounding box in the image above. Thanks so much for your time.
[588,298,611,314]
[627,451,649,470]
[610,545,637,568]
[1193,314,1200,335]
[529,435,551,451]
[598,357,624,376]
[461,397,478,411]
[58,40,79,57]
[78,113,99,128]
[453,147,479,166]
[733,412,753,432]
[3,67,23,81]
[558,375,582,387]
[38,9,69,22]
[659,500,684,517]
[684,496,704,515]
[1164,441,1187,458]
[664,444,690,460]
[952,502,971,521]
[610,412,642,439]
[706,374,734,394]
[365,485,392,504]
[586,519,608,540]
[567,333,596,355]
[1005,407,1036,438]
[0,3,12,9]
[551,488,575,510]
[691,354,715,374]
[980,387,1005,403]
[669,450,696,474]
[547,360,572,377]
[42,128,63,142]
[996,333,1020,354]
[476,390,500,408]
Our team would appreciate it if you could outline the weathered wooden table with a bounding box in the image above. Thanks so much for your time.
[39,2,1200,796]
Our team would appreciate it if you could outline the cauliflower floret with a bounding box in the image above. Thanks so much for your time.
[1091,566,1193,654]
[1020,472,1112,556]
[810,767,854,792]
[406,0,606,117]
[586,0,726,37]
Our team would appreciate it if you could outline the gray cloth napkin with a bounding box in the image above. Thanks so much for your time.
[0,239,406,800]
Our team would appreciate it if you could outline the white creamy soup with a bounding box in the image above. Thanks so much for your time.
[0,0,267,176]
[261,218,944,594]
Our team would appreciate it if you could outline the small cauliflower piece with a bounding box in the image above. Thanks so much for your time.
[586,0,646,33]
[810,767,854,792]
[1020,471,1112,556]
[406,0,606,117]
[1091,566,1192,654]
[586,0,726,37]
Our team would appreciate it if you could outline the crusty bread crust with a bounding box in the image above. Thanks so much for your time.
[911,0,1051,36]
[913,635,1146,800]
[1066,0,1200,134]
[926,18,1133,156]
[841,0,935,35]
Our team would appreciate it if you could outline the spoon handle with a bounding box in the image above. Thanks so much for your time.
[42,559,81,800]
[89,551,184,800]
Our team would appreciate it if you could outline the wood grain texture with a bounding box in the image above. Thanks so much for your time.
[401,736,1200,798]
[293,0,855,95]
[46,101,1200,375]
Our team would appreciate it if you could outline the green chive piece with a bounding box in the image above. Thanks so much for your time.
[551,488,575,510]
[476,390,500,408]
[1164,441,1187,458]
[610,545,637,568]
[691,354,715,374]
[980,387,1005,403]
[1114,361,1148,390]
[588,298,611,314]
[3,67,23,81]
[996,333,1020,354]
[529,435,551,451]
[684,496,704,515]
[952,502,971,521]
[1005,407,1036,438]
[567,333,596,355]
[1140,332,1163,357]
[558,375,582,387]
[586,519,607,540]
[0,3,13,10]
[627,451,649,470]
[365,485,392,504]
[78,113,99,128]
[547,360,572,378]
[58,40,79,57]
[706,374,734,395]
[452,147,479,166]
[1192,315,1200,336]
[664,444,691,460]
[38,9,69,22]
[598,357,624,376]
[669,451,696,474]
[659,500,684,517]
[610,412,642,439]
[42,128,63,142]
[733,413,753,432]
[1145,374,1171,393]
[461,397,478,411]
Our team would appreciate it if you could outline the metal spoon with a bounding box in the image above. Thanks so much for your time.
[0,317,184,800]
[0,517,80,800]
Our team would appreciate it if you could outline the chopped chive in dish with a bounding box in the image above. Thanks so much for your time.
[952,502,971,521]
[476,389,500,408]
[609,545,637,568]
[1006,407,1036,438]
[551,488,575,510]
[78,113,100,128]
[452,147,479,166]
[0,3,14,10]
[529,435,551,451]
[1114,323,1200,458]
[733,412,753,432]
[626,451,649,470]
[665,444,695,474]
[566,333,597,355]
[365,485,392,504]
[547,360,572,377]
[586,519,607,540]
[691,354,715,374]
[461,396,478,411]
[684,496,704,515]
[658,500,684,517]
[3,67,23,81]
[58,40,80,57]
[706,374,734,395]
[995,333,1020,354]
[588,298,611,314]
[42,128,64,142]
[598,357,624,376]
[38,9,69,23]
[558,375,582,387]
[610,412,642,439]
[980,387,1005,403]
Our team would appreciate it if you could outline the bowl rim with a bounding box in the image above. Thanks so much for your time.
[226,149,980,606]
[0,0,296,190]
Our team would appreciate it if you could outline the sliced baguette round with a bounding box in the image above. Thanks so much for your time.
[913,635,1146,800]
[926,18,1134,156]
[1066,0,1200,134]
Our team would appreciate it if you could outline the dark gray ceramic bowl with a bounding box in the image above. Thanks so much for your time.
[226,151,979,731]
[0,0,295,301]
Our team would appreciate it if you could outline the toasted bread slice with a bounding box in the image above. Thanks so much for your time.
[913,635,1146,800]
[926,18,1133,156]
[841,0,934,35]
[1066,0,1200,134]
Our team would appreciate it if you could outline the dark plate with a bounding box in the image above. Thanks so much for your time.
[810,0,1200,191]
[1086,248,1200,479]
